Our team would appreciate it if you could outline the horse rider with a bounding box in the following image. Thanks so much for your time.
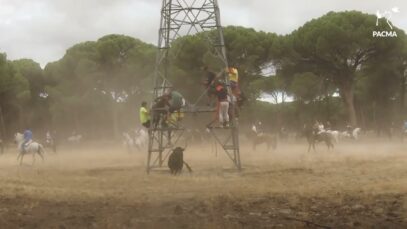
[325,121,332,131]
[346,123,353,138]
[22,128,33,153]
[140,101,151,129]
[251,123,257,133]
[313,121,323,135]
[252,121,264,136]
[279,126,288,139]
[318,121,325,133]
[45,130,53,145]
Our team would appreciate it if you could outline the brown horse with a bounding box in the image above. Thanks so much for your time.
[303,126,334,152]
[246,131,277,151]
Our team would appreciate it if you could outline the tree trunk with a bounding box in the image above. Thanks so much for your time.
[359,107,366,130]
[0,105,6,139]
[17,105,25,130]
[339,84,357,126]
[112,104,120,139]
[399,72,406,141]
[400,72,406,119]
[73,111,79,134]
[281,92,286,104]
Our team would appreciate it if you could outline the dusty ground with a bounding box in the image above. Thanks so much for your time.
[0,138,406,228]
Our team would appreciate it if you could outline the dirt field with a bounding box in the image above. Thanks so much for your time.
[0,138,406,228]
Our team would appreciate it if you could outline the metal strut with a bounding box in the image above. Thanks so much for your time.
[147,0,241,173]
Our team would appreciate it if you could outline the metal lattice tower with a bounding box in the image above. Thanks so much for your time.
[147,0,241,173]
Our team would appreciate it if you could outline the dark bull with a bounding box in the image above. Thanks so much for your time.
[168,147,192,175]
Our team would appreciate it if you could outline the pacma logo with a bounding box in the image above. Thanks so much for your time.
[372,31,397,37]
[373,7,399,38]
[376,7,399,29]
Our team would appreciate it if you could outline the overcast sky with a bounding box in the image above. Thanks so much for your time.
[0,0,406,66]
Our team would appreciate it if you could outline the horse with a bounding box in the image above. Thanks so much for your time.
[134,129,148,149]
[45,136,57,153]
[303,127,335,152]
[339,128,361,140]
[352,128,361,140]
[14,133,45,165]
[326,130,339,143]
[123,129,148,153]
[246,130,277,151]
[123,132,136,153]
[67,134,82,144]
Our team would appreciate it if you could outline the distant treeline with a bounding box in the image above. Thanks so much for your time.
[0,11,406,140]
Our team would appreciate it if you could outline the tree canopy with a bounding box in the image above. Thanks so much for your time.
[0,11,406,140]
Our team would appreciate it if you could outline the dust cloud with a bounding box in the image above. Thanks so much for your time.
[0,137,406,228]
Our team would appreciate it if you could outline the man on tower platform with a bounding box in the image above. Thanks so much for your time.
[227,65,240,97]
[214,81,230,127]
[140,101,151,129]
[202,66,217,106]
[152,94,171,128]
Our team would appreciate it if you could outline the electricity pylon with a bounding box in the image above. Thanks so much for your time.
[147,0,241,173]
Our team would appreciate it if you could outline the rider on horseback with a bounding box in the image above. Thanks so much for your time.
[22,128,33,154]
[252,121,264,136]
[325,121,332,131]
[346,123,354,139]
[46,130,52,144]
[312,121,319,135]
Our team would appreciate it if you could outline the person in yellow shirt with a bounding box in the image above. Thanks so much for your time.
[227,66,240,97]
[140,101,151,128]
[228,67,239,85]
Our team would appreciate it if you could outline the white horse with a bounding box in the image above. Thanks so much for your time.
[134,129,148,149]
[15,133,45,165]
[123,132,136,153]
[122,129,148,153]
[339,128,362,140]
[326,130,339,143]
[67,134,82,144]
[353,128,361,140]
